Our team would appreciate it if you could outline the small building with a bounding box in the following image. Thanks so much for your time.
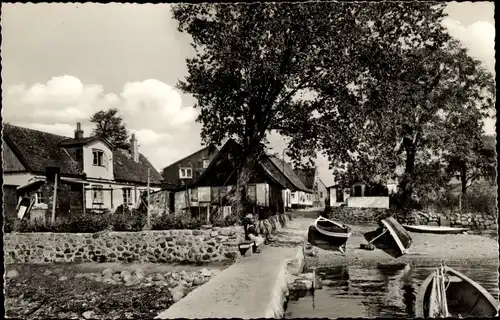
[327,179,397,209]
[267,156,313,209]
[2,123,163,221]
[161,144,219,188]
[296,167,328,207]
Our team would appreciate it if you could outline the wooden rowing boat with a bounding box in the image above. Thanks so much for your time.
[380,216,412,256]
[416,265,500,318]
[403,224,468,234]
[310,216,351,248]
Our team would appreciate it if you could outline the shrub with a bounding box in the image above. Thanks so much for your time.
[151,213,203,230]
[212,214,240,227]
[110,209,147,231]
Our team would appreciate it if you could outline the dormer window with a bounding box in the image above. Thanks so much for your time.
[92,149,107,167]
[180,167,193,179]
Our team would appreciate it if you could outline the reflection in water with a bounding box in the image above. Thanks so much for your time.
[285,263,499,319]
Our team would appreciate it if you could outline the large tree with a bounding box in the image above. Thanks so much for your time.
[172,2,454,216]
[287,2,495,210]
[90,108,130,149]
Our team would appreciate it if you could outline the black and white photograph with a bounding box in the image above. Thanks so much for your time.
[2,1,497,319]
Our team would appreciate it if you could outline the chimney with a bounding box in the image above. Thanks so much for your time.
[130,134,139,162]
[74,122,84,139]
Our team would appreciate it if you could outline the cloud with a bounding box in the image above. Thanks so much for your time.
[442,18,495,73]
[3,75,200,170]
[120,79,197,131]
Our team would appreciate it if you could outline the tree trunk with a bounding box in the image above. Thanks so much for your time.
[460,163,467,195]
[399,139,416,211]
[228,155,259,219]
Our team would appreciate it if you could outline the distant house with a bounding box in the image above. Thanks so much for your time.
[267,157,313,209]
[2,123,163,221]
[161,145,219,188]
[327,179,397,209]
[296,167,328,207]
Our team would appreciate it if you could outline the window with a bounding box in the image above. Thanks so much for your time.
[179,167,193,179]
[35,191,45,205]
[191,188,199,202]
[123,188,132,205]
[92,185,104,204]
[92,149,105,167]
[291,193,295,198]
[320,192,323,198]
[247,185,257,204]
[202,159,210,169]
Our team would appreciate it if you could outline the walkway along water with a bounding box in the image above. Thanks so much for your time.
[155,216,311,319]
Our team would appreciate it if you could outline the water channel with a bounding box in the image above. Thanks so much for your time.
[285,262,499,318]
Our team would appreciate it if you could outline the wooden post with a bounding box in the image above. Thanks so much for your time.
[147,168,151,229]
[82,184,86,215]
[51,173,58,223]
[458,193,462,213]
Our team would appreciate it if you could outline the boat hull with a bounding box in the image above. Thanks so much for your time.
[308,225,350,248]
[381,216,412,255]
[403,224,468,234]
[416,266,499,318]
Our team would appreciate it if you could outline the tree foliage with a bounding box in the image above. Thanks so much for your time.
[90,108,130,149]
[172,2,495,213]
[286,3,495,208]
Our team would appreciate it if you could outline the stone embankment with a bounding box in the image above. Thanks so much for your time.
[400,211,498,230]
[4,227,245,264]
[4,214,291,265]
[326,206,497,231]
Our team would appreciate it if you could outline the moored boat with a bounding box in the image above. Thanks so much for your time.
[416,265,500,318]
[309,216,351,249]
[380,216,412,256]
[403,224,468,234]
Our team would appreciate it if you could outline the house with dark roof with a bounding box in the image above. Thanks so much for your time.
[295,167,328,207]
[327,178,398,209]
[150,139,311,219]
[3,123,163,220]
[161,144,219,188]
[267,156,314,209]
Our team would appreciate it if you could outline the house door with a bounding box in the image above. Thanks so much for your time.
[353,185,362,197]
[336,189,344,203]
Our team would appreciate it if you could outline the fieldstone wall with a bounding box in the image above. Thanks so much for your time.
[4,226,245,265]
[326,206,497,231]
[4,213,292,265]
[325,207,391,224]
[399,211,498,231]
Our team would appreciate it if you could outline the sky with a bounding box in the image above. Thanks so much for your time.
[1,2,496,187]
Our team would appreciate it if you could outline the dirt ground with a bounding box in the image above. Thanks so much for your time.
[305,223,499,267]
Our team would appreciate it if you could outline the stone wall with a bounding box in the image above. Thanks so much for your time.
[4,226,245,265]
[399,211,498,231]
[4,214,292,265]
[326,206,497,231]
[325,207,391,224]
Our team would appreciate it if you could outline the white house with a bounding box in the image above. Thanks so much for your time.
[3,123,163,220]
[327,179,398,209]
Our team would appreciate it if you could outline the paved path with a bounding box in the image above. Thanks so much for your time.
[155,217,312,319]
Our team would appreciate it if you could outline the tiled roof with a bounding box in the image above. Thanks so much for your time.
[3,124,162,185]
[295,167,316,190]
[268,156,311,192]
[113,149,163,185]
[3,124,83,176]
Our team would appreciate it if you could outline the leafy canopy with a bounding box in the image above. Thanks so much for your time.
[90,108,130,149]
